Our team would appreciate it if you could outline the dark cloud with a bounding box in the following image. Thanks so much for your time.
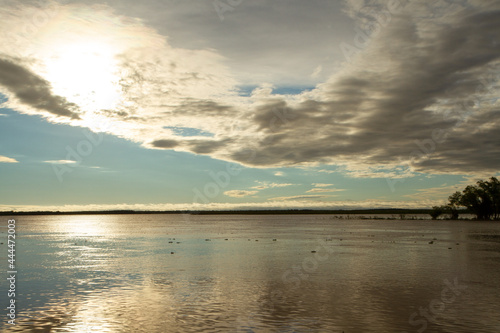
[221,8,500,174]
[151,138,232,155]
[187,139,231,154]
[3,1,498,178]
[95,0,353,86]
[0,57,80,119]
[172,100,235,117]
[151,139,179,149]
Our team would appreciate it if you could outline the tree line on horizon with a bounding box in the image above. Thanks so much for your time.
[431,177,500,220]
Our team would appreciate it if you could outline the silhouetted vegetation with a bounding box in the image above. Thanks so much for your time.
[430,204,459,220]
[432,177,500,220]
[430,206,444,220]
[0,208,434,216]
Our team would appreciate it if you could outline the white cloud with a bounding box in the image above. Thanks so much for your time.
[274,171,284,176]
[311,65,322,78]
[270,194,332,201]
[317,169,336,174]
[0,199,444,212]
[224,190,258,198]
[306,188,345,193]
[306,183,345,193]
[44,160,77,164]
[0,155,18,163]
[251,181,296,190]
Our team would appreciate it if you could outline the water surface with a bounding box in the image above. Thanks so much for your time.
[1,214,500,332]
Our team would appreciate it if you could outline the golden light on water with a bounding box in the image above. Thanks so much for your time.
[63,215,115,237]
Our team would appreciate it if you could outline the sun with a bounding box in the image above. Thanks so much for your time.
[41,40,122,114]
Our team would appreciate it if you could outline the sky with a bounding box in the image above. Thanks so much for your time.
[0,0,499,212]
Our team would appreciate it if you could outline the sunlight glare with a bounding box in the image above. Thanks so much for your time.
[42,41,122,113]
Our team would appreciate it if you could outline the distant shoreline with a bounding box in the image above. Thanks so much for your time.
[0,208,441,216]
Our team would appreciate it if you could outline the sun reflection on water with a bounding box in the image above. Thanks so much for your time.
[2,216,500,332]
[58,215,118,238]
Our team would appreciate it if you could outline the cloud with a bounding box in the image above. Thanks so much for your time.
[224,181,297,198]
[306,188,345,193]
[104,0,351,87]
[311,65,322,78]
[44,160,77,164]
[150,139,180,149]
[250,181,296,190]
[221,3,500,175]
[317,169,336,174]
[0,1,237,133]
[404,183,463,203]
[404,173,500,202]
[274,171,284,176]
[337,165,418,179]
[0,199,441,212]
[223,190,258,198]
[270,194,332,201]
[1,1,499,177]
[0,58,80,119]
[306,183,345,193]
[0,155,18,163]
